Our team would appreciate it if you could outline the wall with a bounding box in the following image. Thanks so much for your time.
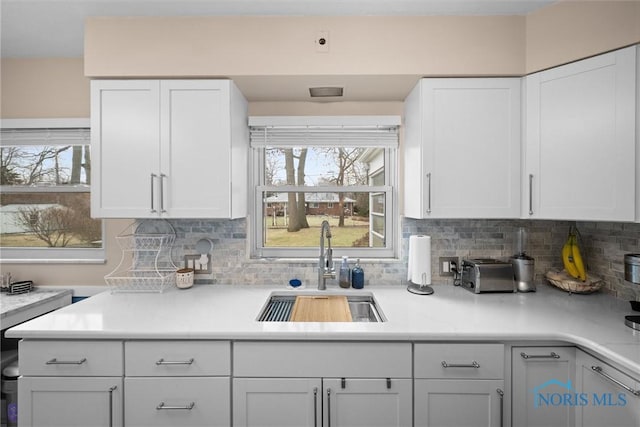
[2,5,639,299]
[526,0,640,73]
[155,217,639,300]
[84,16,526,77]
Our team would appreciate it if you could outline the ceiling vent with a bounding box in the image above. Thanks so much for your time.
[309,87,344,98]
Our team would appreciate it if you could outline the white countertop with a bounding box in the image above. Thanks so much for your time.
[6,283,640,374]
[1,288,72,329]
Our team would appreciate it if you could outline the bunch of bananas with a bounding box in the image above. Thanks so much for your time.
[562,227,586,281]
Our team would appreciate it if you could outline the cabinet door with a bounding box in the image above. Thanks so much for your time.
[91,80,160,218]
[324,378,412,427]
[18,377,123,427]
[525,46,636,221]
[575,350,640,427]
[404,78,521,219]
[125,377,230,427]
[511,346,575,427]
[414,379,504,427]
[233,378,321,427]
[160,80,233,218]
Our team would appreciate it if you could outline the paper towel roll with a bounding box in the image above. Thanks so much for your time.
[407,235,431,285]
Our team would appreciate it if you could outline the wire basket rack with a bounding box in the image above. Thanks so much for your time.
[105,220,178,293]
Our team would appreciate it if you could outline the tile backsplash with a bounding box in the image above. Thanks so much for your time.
[142,218,639,300]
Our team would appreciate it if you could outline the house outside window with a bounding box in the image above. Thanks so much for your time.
[250,116,399,259]
[0,119,104,262]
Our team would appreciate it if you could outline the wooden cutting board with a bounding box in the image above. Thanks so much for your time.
[290,296,352,322]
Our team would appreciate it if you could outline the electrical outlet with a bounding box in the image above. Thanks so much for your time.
[184,254,212,274]
[316,31,329,53]
[439,257,458,276]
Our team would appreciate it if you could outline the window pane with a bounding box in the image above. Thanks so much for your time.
[264,147,383,186]
[0,192,101,248]
[371,193,385,215]
[1,145,91,187]
[262,191,372,248]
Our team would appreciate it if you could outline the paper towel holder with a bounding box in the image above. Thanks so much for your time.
[407,272,434,295]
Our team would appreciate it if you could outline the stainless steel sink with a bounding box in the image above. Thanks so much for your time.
[257,293,385,322]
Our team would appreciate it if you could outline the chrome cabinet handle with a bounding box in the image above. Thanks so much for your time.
[155,358,194,365]
[108,385,117,427]
[156,402,195,410]
[313,387,318,427]
[426,172,432,214]
[497,388,504,427]
[326,388,332,427]
[441,360,480,368]
[528,174,534,215]
[150,173,158,213]
[520,352,560,360]
[46,358,87,365]
[591,366,640,396]
[159,173,167,213]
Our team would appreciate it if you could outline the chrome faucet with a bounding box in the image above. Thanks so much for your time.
[318,220,336,290]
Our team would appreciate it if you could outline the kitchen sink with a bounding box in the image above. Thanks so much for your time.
[257,292,385,322]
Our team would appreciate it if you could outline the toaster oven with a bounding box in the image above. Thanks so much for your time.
[460,258,516,293]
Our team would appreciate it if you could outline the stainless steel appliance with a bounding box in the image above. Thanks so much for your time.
[511,227,535,292]
[624,254,640,330]
[460,259,516,293]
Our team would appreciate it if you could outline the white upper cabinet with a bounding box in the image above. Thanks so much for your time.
[91,79,248,219]
[524,46,637,221]
[404,78,521,219]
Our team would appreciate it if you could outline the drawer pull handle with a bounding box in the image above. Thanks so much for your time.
[441,360,480,368]
[497,388,504,427]
[591,366,640,397]
[156,402,195,410]
[155,358,194,365]
[46,358,87,365]
[520,352,560,360]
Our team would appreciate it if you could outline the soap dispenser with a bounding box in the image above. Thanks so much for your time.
[351,259,364,289]
[339,256,351,288]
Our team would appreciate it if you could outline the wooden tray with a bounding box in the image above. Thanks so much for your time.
[290,295,352,322]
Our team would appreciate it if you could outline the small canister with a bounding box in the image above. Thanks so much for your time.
[624,254,640,284]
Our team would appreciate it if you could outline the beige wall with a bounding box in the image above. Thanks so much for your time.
[84,15,526,77]
[0,58,90,118]
[526,0,640,73]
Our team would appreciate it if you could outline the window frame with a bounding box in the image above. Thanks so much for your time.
[249,116,399,260]
[0,118,105,263]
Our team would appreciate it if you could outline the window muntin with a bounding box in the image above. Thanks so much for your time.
[0,120,104,262]
[250,117,398,260]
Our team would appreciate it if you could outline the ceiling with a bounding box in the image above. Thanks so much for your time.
[0,0,555,102]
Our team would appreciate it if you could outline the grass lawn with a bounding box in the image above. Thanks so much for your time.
[0,233,95,248]
[265,215,369,247]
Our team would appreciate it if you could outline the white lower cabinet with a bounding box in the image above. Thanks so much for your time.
[414,379,504,427]
[125,377,230,427]
[414,343,505,427]
[511,346,576,427]
[575,349,640,427]
[18,340,124,427]
[123,340,231,427]
[18,377,123,427]
[233,377,411,427]
[232,342,412,427]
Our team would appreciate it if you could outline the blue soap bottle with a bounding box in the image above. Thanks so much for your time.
[351,259,364,289]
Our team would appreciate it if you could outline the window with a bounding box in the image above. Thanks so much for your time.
[0,119,104,262]
[250,116,399,259]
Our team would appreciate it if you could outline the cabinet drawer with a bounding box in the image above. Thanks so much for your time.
[414,343,504,379]
[125,377,230,427]
[234,341,412,378]
[125,340,230,376]
[19,340,123,376]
